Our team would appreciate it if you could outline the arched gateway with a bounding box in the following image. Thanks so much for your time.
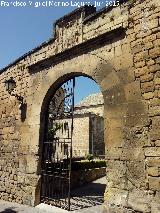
[0,1,160,212]
[40,75,104,210]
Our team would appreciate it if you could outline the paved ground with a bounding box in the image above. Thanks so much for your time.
[0,177,106,213]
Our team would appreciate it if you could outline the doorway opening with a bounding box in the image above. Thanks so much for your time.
[40,76,105,211]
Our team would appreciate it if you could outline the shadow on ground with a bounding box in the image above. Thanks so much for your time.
[70,181,106,211]
[0,208,17,213]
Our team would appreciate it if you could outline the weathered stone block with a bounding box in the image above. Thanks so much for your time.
[145,147,160,156]
[104,188,128,207]
[126,161,146,188]
[134,60,146,68]
[156,57,160,64]
[149,99,160,107]
[144,34,156,43]
[25,175,38,187]
[143,92,154,100]
[147,18,159,30]
[146,59,155,66]
[145,42,154,50]
[149,64,160,73]
[128,189,151,213]
[150,129,160,140]
[107,160,126,189]
[149,106,160,116]
[134,52,143,62]
[149,47,160,59]
[147,166,159,176]
[121,148,145,161]
[124,81,141,101]
[148,177,160,190]
[155,140,160,146]
[154,77,160,85]
[19,157,27,173]
[134,66,149,77]
[106,148,122,160]
[26,155,38,174]
[140,73,153,82]
[141,81,154,93]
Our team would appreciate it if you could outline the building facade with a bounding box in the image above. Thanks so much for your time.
[73,93,104,156]
[53,93,104,157]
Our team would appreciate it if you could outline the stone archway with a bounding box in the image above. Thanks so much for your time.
[38,74,105,210]
[23,54,148,212]
[31,53,138,210]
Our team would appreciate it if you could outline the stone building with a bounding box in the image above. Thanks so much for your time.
[75,92,104,116]
[54,112,104,157]
[73,93,104,156]
[0,0,160,212]
[54,93,104,157]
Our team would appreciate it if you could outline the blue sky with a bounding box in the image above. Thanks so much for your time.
[0,0,111,102]
[75,77,100,103]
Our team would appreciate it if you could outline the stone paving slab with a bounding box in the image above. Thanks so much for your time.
[0,201,103,213]
[0,200,48,213]
[37,203,103,213]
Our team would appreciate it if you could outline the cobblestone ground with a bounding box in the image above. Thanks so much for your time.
[0,177,105,213]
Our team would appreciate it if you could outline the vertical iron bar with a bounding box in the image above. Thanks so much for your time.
[68,77,75,211]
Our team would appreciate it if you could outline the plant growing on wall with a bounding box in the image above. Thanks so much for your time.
[47,123,62,140]
[85,154,94,161]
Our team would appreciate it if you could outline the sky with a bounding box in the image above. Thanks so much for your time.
[75,77,100,104]
[0,0,113,102]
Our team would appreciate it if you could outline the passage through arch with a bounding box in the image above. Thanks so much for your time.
[40,75,105,211]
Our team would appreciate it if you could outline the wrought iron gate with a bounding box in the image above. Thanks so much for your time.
[41,78,75,211]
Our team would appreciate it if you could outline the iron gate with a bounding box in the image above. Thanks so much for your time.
[41,78,75,211]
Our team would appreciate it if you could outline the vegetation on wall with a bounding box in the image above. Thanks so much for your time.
[47,123,62,140]
[71,160,106,171]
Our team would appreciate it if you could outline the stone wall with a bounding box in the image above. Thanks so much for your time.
[0,0,160,212]
[72,115,90,156]
[55,113,104,157]
[71,167,106,188]
[90,114,104,155]
[55,116,90,156]
[75,104,104,116]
